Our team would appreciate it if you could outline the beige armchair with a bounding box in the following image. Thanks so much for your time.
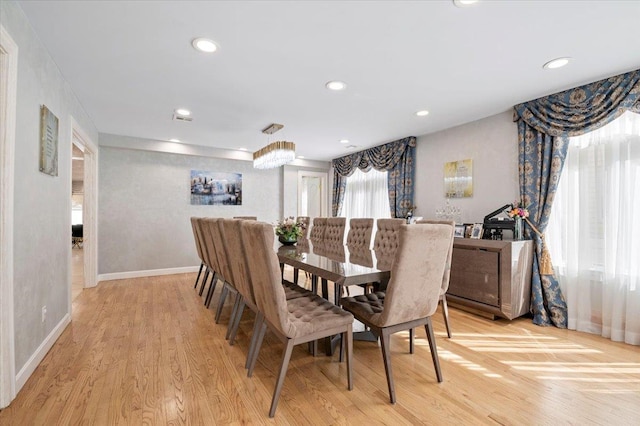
[240,220,354,417]
[341,223,454,404]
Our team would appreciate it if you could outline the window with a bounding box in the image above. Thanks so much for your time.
[341,168,391,221]
[546,111,640,344]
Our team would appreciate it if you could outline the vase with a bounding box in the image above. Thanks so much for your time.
[278,235,297,246]
[514,217,523,240]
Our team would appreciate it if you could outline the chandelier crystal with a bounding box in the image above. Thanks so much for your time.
[253,141,296,169]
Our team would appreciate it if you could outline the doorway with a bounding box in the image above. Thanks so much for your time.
[297,171,328,217]
[71,143,84,301]
[69,118,98,315]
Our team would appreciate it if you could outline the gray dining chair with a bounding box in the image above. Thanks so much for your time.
[240,220,354,417]
[341,223,454,404]
[324,217,346,244]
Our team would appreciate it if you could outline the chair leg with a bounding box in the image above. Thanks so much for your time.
[198,268,210,295]
[204,272,218,307]
[226,292,242,340]
[248,320,267,377]
[194,262,204,289]
[409,328,414,354]
[215,282,229,322]
[269,339,295,418]
[379,329,396,404]
[424,318,443,382]
[246,313,263,369]
[321,278,328,299]
[293,267,299,285]
[441,295,452,338]
[345,324,353,390]
[228,299,246,346]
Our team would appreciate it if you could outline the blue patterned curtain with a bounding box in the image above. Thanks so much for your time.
[514,69,640,328]
[332,136,416,218]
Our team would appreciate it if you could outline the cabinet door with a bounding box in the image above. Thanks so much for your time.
[449,247,500,307]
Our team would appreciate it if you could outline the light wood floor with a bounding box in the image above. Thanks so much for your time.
[1,269,638,425]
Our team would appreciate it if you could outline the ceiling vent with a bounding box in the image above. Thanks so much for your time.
[172,113,193,122]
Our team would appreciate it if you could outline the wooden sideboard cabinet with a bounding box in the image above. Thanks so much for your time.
[447,238,533,320]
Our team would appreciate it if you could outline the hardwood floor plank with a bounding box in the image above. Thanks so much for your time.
[1,272,638,425]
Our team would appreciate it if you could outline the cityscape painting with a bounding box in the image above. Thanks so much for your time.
[190,170,242,205]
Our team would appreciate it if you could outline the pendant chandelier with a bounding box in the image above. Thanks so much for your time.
[253,123,296,169]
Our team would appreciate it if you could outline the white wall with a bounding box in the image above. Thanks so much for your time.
[98,137,287,275]
[1,1,98,376]
[414,110,519,223]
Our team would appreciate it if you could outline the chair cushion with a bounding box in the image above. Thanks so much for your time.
[340,291,386,322]
[286,294,354,338]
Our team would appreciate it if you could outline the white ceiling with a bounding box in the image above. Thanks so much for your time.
[17,0,640,161]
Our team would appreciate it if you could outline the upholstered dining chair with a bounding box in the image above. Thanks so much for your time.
[309,217,327,240]
[341,223,453,404]
[372,218,405,253]
[346,218,374,249]
[203,218,239,325]
[196,218,222,302]
[190,217,206,290]
[324,217,346,244]
[416,219,455,339]
[240,220,354,417]
[233,216,257,220]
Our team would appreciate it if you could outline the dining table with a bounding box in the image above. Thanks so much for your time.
[277,238,394,355]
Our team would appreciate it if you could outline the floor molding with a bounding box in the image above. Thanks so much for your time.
[15,313,70,393]
[98,266,200,282]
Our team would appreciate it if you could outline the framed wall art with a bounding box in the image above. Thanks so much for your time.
[444,158,472,198]
[190,170,242,205]
[39,105,59,176]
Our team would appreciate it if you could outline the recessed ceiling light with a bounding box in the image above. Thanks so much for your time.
[192,38,218,53]
[416,110,429,117]
[326,80,347,91]
[169,138,181,142]
[239,147,247,151]
[543,57,572,69]
[175,108,191,116]
[453,0,479,7]
[340,139,349,144]
[298,155,305,159]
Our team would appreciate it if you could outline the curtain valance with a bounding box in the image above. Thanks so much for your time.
[514,69,640,137]
[332,136,416,176]
[331,137,416,218]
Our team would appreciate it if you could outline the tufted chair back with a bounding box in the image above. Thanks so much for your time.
[325,217,346,244]
[373,218,405,254]
[346,218,374,249]
[207,218,235,286]
[296,216,311,238]
[309,217,327,240]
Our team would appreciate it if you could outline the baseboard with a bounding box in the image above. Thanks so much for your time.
[15,313,71,393]
[98,265,200,282]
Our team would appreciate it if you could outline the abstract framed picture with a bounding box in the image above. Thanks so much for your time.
[444,158,473,198]
[39,105,59,176]
[190,170,242,205]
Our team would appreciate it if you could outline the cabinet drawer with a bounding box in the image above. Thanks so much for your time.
[449,248,500,307]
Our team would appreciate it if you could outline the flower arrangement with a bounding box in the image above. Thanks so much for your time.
[506,202,529,219]
[275,216,305,241]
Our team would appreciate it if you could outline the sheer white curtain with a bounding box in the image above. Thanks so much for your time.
[341,168,391,222]
[547,111,640,345]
